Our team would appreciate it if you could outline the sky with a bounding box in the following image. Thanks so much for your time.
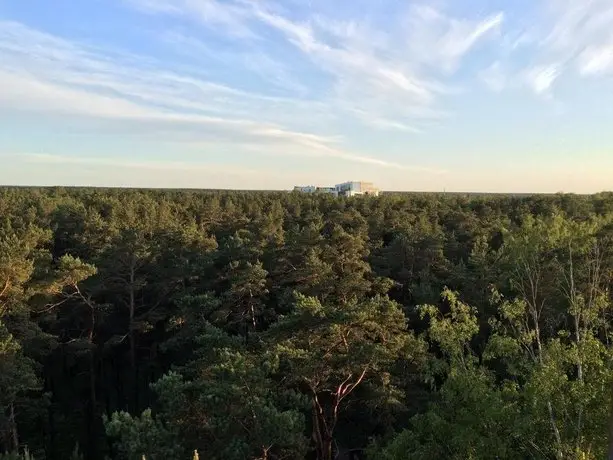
[0,0,612,193]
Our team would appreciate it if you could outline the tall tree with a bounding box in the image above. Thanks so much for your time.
[266,294,411,460]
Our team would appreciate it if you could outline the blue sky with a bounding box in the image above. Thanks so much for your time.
[0,0,612,192]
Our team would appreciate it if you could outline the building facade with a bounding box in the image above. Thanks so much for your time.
[334,181,380,197]
[293,181,379,197]
[316,186,339,196]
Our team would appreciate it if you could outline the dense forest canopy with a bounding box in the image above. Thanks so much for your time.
[1,187,613,459]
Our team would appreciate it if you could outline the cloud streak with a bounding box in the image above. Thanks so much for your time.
[406,6,504,74]
[6,0,570,182]
[15,152,261,175]
[246,2,499,128]
[0,20,418,170]
[2,0,502,174]
[487,0,613,95]
[125,0,502,132]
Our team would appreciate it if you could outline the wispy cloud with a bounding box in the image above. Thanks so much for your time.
[541,0,613,79]
[123,0,501,132]
[523,64,562,95]
[578,42,613,76]
[0,1,508,178]
[250,5,433,101]
[488,0,613,95]
[17,153,261,175]
[250,3,498,129]
[406,6,504,74]
[5,0,613,192]
[0,20,419,170]
[0,21,315,122]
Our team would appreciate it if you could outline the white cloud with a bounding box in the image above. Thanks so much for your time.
[472,0,613,96]
[578,42,613,76]
[502,0,613,94]
[0,1,509,178]
[542,0,613,54]
[121,1,501,132]
[406,6,504,74]
[1,20,426,170]
[523,64,562,95]
[247,3,500,132]
[0,21,318,122]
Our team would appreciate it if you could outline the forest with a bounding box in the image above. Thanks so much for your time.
[1,187,613,460]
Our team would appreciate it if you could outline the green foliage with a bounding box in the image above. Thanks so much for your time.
[419,288,479,367]
[371,368,523,460]
[267,293,412,459]
[108,319,308,460]
[1,188,613,459]
[104,409,184,460]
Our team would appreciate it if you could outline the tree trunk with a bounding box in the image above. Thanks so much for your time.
[532,304,563,459]
[537,325,563,458]
[129,264,137,412]
[88,317,98,409]
[608,380,613,460]
[322,436,333,460]
[312,397,335,460]
[312,402,323,460]
[9,402,19,452]
[88,346,98,459]
[312,397,330,460]
[129,265,136,373]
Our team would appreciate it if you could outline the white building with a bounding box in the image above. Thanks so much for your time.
[293,181,379,197]
[334,181,380,197]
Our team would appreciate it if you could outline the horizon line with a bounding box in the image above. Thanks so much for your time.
[1,184,610,196]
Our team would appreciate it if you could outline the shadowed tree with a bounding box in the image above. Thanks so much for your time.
[266,294,411,460]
